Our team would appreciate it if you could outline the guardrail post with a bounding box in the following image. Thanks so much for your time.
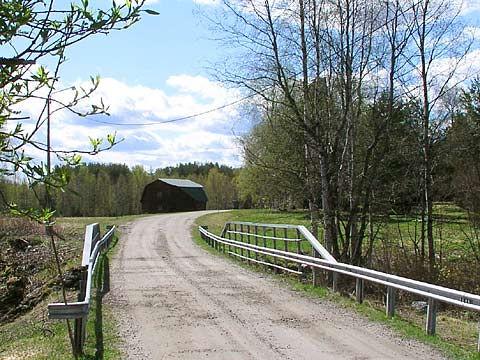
[312,249,320,287]
[262,226,268,268]
[386,286,396,318]
[272,227,278,272]
[102,255,110,294]
[426,298,437,335]
[200,226,209,246]
[332,272,338,292]
[240,224,244,259]
[228,223,232,254]
[220,225,225,253]
[105,225,113,247]
[74,268,87,355]
[296,229,302,276]
[247,225,251,260]
[477,321,480,352]
[356,278,364,304]
[254,225,259,261]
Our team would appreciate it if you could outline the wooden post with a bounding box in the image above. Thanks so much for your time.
[227,224,232,254]
[247,225,251,260]
[262,226,267,268]
[356,278,364,304]
[254,225,259,261]
[386,286,395,318]
[240,224,244,259]
[272,227,278,272]
[296,229,302,276]
[426,298,437,335]
[234,223,238,254]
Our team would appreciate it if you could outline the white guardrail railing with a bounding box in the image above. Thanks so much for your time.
[199,221,480,352]
[48,223,115,355]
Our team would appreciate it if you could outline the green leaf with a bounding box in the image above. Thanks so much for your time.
[107,132,116,145]
[144,9,160,15]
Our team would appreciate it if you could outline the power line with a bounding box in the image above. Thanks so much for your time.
[85,90,260,127]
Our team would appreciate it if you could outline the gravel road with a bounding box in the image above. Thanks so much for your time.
[108,211,446,360]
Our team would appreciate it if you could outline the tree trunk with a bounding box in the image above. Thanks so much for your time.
[320,155,339,258]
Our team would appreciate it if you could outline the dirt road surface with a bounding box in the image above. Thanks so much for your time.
[108,212,446,360]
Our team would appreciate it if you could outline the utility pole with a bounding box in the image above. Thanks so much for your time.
[45,96,52,210]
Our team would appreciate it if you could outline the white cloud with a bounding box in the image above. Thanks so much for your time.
[464,26,480,40]
[11,74,245,169]
[461,0,480,15]
[192,0,221,5]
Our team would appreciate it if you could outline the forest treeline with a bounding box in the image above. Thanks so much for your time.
[240,79,480,216]
[0,162,240,217]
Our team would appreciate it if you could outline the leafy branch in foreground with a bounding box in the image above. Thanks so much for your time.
[0,0,158,221]
[0,0,158,357]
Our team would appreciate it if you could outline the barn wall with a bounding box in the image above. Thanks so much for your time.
[141,181,206,213]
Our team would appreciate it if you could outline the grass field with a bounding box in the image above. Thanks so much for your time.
[194,208,480,360]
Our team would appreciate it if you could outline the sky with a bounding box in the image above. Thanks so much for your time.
[9,0,480,171]
[27,0,249,170]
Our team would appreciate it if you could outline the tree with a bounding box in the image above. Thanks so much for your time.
[209,0,473,268]
[447,78,480,215]
[210,0,401,262]
[402,0,471,275]
[0,0,155,221]
[205,167,236,209]
[239,100,307,209]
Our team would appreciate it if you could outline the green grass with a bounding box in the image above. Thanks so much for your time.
[0,214,148,359]
[194,209,480,360]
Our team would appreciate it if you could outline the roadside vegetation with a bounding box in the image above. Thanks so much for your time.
[194,208,480,360]
[0,215,145,359]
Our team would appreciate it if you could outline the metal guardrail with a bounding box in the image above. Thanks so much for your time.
[200,221,480,352]
[48,223,115,355]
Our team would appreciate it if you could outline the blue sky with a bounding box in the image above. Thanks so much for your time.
[13,0,480,170]
[62,1,219,87]
[23,0,248,170]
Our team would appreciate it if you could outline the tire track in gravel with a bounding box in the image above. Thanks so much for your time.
[108,212,447,360]
[156,217,290,359]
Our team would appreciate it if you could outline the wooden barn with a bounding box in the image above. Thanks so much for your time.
[140,178,208,213]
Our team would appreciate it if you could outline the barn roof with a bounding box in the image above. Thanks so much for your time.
[158,178,208,203]
[159,178,203,188]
